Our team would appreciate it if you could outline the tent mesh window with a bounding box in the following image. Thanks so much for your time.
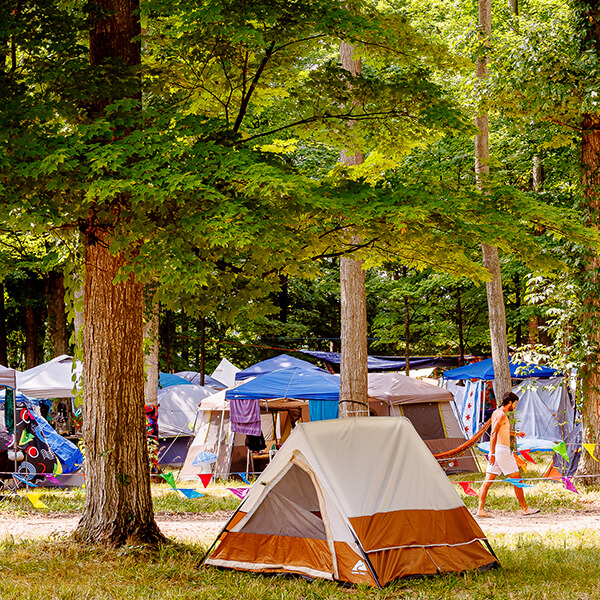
[239,463,327,540]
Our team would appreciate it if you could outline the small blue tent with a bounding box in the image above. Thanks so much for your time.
[443,358,558,381]
[235,354,325,382]
[158,372,193,389]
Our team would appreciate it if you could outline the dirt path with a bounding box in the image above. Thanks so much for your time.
[2,509,600,543]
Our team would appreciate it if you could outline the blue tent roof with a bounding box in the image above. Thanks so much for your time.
[227,368,340,401]
[235,354,325,382]
[159,373,193,389]
[443,358,558,381]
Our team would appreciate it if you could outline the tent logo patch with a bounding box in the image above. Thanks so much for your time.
[351,560,368,575]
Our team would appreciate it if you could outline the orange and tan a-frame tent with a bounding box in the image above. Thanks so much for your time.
[203,417,498,587]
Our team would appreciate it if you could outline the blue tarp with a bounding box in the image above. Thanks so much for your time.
[299,350,460,372]
[235,354,325,382]
[227,367,340,401]
[443,358,558,381]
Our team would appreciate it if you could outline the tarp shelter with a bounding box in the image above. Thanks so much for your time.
[443,358,558,381]
[16,355,82,398]
[204,417,497,586]
[235,354,325,382]
[367,372,476,472]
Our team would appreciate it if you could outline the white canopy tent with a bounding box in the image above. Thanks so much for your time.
[0,365,16,389]
[16,355,82,399]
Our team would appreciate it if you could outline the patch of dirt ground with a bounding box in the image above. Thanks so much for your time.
[2,508,600,542]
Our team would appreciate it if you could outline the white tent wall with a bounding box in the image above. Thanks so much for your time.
[514,377,574,442]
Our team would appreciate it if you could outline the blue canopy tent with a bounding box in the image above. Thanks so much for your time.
[227,367,339,421]
[235,354,326,382]
[442,358,558,381]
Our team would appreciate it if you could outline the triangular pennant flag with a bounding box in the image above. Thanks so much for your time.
[514,453,527,468]
[198,473,213,488]
[177,488,204,499]
[458,481,478,497]
[227,487,250,500]
[160,472,177,489]
[53,460,63,476]
[561,477,579,494]
[19,430,34,446]
[519,449,536,464]
[552,441,569,462]
[545,466,563,481]
[43,474,61,486]
[13,474,37,487]
[583,443,599,462]
[236,473,250,485]
[504,477,534,488]
[26,492,48,509]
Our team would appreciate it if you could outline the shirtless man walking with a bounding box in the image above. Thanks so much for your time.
[477,391,539,517]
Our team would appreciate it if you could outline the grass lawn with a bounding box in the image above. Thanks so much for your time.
[1,454,600,599]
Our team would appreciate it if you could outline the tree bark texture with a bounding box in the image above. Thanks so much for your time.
[76,0,164,544]
[46,271,69,357]
[25,304,41,369]
[338,41,369,418]
[476,0,511,401]
[579,114,600,479]
[77,232,163,544]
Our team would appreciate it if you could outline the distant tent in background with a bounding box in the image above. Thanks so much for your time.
[158,372,193,389]
[211,358,240,388]
[156,384,216,466]
[17,355,82,398]
[203,418,498,586]
[443,358,571,449]
[176,371,226,390]
[367,372,477,472]
[0,365,16,389]
[235,354,325,382]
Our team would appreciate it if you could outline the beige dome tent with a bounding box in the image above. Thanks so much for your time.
[368,373,477,472]
[203,417,497,587]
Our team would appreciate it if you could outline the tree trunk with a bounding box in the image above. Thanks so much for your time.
[46,271,69,357]
[76,0,164,545]
[77,232,163,544]
[24,304,41,369]
[402,267,410,376]
[456,289,465,365]
[143,299,159,407]
[575,0,600,482]
[476,0,511,401]
[0,282,7,366]
[338,41,369,417]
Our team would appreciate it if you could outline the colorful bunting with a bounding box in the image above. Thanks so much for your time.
[545,466,563,481]
[26,492,48,509]
[198,473,213,488]
[519,449,537,464]
[42,474,62,486]
[177,489,204,499]
[160,472,177,489]
[236,473,250,485]
[458,482,478,497]
[561,477,579,494]
[552,441,569,462]
[504,477,534,488]
[514,453,527,470]
[227,487,250,500]
[583,443,599,462]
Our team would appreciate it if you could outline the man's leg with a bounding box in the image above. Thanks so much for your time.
[477,473,497,516]
[508,471,539,515]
